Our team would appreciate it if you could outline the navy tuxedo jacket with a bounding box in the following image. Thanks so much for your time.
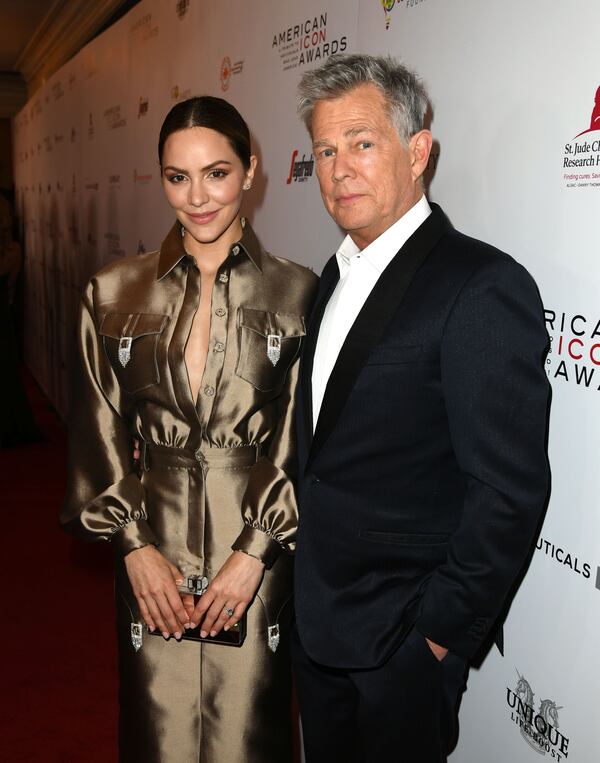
[294,203,550,669]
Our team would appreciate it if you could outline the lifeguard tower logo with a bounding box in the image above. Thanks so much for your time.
[563,85,600,188]
[506,672,569,760]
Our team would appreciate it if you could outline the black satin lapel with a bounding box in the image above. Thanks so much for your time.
[299,257,340,458]
[308,205,451,468]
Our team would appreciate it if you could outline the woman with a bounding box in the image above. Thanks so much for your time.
[61,96,318,762]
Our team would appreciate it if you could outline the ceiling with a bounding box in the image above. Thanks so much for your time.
[0,0,53,72]
[0,0,139,117]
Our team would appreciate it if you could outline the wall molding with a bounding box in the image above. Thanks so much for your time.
[15,0,130,97]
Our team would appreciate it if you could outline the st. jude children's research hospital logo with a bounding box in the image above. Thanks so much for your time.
[563,85,600,188]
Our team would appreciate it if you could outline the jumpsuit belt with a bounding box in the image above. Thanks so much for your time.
[139,441,260,471]
[138,441,260,561]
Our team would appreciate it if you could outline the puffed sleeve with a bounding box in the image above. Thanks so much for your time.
[60,285,158,556]
[231,356,300,568]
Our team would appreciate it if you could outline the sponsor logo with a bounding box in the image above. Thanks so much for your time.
[171,84,192,101]
[104,105,127,130]
[54,133,64,144]
[108,174,121,187]
[133,169,153,185]
[84,181,99,191]
[138,97,149,118]
[380,0,428,29]
[220,56,244,92]
[132,13,159,42]
[286,149,314,184]
[272,12,347,72]
[535,536,595,584]
[52,82,64,100]
[563,85,600,188]
[506,672,569,760]
[544,308,600,392]
[105,232,125,258]
[88,113,95,139]
[137,240,146,255]
[176,0,190,18]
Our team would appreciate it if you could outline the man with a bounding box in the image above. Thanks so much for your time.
[292,54,550,762]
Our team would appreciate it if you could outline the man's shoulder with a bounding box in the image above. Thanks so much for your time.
[437,226,535,286]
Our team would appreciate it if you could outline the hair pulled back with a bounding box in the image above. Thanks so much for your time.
[158,96,251,169]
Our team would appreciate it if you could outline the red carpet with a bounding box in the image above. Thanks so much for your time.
[0,370,118,762]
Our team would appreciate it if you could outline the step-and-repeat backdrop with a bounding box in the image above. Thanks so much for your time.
[13,1,599,760]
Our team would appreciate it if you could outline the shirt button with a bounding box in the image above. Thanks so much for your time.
[219,273,229,283]
[204,385,215,397]
[232,245,240,256]
[214,342,225,353]
[215,307,226,317]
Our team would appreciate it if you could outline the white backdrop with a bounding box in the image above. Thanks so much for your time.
[13,1,599,760]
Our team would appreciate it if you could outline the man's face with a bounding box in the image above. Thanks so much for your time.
[311,83,431,249]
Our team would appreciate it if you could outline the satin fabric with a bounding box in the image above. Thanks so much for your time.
[61,220,318,762]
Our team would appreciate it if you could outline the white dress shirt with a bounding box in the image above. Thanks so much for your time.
[311,195,432,432]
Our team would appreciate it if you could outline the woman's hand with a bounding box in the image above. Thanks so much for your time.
[190,551,265,638]
[124,545,191,639]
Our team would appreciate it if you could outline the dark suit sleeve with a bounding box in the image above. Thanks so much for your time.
[415,255,550,659]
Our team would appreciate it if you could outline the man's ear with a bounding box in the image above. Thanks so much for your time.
[409,130,433,182]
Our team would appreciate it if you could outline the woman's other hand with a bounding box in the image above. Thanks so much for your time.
[190,551,265,638]
[124,545,191,639]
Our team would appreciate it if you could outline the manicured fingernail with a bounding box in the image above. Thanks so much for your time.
[224,625,230,631]
[184,623,192,629]
[174,631,182,639]
[175,578,183,584]
[210,630,216,637]
[200,630,208,638]
[162,631,169,639]
[149,626,155,633]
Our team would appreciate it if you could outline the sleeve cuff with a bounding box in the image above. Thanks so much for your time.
[232,524,284,569]
[111,519,158,557]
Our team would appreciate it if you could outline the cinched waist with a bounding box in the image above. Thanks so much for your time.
[139,441,259,471]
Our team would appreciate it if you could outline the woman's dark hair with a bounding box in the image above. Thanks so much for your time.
[158,96,251,169]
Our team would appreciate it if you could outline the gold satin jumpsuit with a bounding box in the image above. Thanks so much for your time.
[61,221,318,762]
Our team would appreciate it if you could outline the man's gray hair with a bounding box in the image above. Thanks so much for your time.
[297,53,429,144]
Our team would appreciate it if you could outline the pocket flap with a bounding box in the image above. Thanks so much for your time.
[237,307,306,339]
[99,312,168,340]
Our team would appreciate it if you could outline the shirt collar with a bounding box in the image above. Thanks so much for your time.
[156,217,262,280]
[335,195,432,277]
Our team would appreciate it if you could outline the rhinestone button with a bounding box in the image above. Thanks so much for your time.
[232,245,240,255]
[204,385,215,397]
[215,307,226,317]
[219,273,229,283]
[214,342,225,353]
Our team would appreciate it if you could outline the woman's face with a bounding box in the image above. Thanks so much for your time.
[161,126,256,247]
